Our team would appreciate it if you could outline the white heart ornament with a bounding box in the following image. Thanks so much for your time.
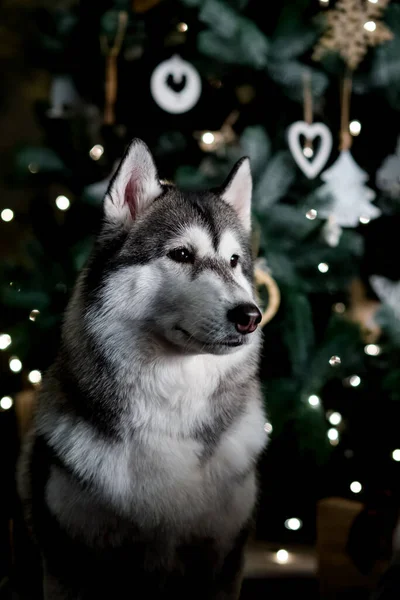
[150,55,201,114]
[287,121,332,179]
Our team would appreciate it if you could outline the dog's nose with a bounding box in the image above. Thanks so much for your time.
[227,303,262,334]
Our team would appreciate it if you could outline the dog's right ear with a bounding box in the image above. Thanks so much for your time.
[104,139,162,227]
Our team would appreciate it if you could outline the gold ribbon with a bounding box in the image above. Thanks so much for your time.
[100,11,128,126]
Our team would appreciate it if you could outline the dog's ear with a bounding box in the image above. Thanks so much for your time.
[220,157,252,231]
[104,139,162,226]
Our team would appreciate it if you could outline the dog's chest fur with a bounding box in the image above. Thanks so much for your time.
[39,345,266,549]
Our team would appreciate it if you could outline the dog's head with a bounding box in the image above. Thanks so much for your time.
[84,139,261,356]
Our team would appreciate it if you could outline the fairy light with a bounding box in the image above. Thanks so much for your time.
[349,375,361,387]
[28,370,42,384]
[327,428,339,441]
[1,208,14,222]
[306,209,317,220]
[0,396,13,410]
[334,302,346,314]
[29,309,40,322]
[9,357,22,373]
[319,0,329,4]
[350,481,362,494]
[264,422,273,433]
[55,195,70,211]
[349,120,361,136]
[359,216,370,224]
[275,549,289,564]
[364,21,377,32]
[177,22,188,32]
[89,145,104,160]
[201,132,215,145]
[329,355,341,366]
[285,518,302,531]
[308,395,320,407]
[365,344,381,356]
[392,449,400,462]
[368,0,378,3]
[303,147,314,158]
[0,333,12,350]
[318,262,329,273]
[329,412,342,426]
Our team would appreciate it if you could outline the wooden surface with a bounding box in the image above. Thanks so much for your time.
[244,541,317,579]
[317,497,389,599]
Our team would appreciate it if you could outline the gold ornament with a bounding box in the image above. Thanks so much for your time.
[344,278,381,343]
[254,267,281,328]
[313,0,393,71]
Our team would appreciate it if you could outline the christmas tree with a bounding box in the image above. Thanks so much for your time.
[2,0,400,593]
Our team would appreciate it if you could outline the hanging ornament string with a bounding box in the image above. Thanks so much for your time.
[100,11,128,125]
[303,70,313,155]
[340,68,353,152]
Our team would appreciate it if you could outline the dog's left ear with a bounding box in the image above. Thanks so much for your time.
[220,157,252,231]
[104,139,162,226]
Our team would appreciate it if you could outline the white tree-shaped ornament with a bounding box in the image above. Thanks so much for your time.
[317,150,381,227]
[376,136,400,199]
[370,275,400,322]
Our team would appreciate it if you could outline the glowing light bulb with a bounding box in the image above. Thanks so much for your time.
[28,370,42,384]
[350,481,362,493]
[349,375,361,387]
[275,549,289,563]
[392,449,400,462]
[365,344,380,356]
[306,209,317,220]
[29,309,40,322]
[368,0,378,3]
[264,422,273,433]
[9,357,22,373]
[55,195,70,211]
[329,412,342,426]
[201,132,215,145]
[303,146,314,158]
[329,355,341,366]
[364,20,377,31]
[319,0,329,4]
[0,333,12,350]
[0,396,13,410]
[89,145,104,160]
[359,216,370,224]
[285,518,302,531]
[177,22,188,32]
[1,208,14,222]
[308,395,320,407]
[327,428,339,441]
[318,262,329,273]
[333,302,346,314]
[349,120,361,136]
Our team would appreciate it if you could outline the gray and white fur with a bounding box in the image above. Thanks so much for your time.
[18,139,268,600]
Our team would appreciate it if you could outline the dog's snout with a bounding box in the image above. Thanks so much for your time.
[227,303,262,334]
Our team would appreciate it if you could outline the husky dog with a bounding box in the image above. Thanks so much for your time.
[18,139,268,599]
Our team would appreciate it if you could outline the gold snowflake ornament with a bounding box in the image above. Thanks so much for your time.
[313,0,393,70]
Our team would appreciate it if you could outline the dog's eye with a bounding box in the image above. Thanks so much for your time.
[168,247,194,264]
[230,254,239,268]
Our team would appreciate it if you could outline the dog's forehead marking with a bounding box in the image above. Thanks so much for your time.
[169,226,242,262]
[171,225,214,258]
[218,230,241,260]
